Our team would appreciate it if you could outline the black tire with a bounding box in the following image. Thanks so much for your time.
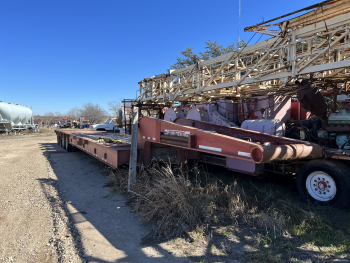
[297,160,350,209]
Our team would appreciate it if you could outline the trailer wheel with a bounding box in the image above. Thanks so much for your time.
[65,137,72,152]
[297,160,350,209]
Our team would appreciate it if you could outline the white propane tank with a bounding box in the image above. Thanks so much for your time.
[241,119,286,137]
[164,108,185,122]
[186,107,209,122]
[0,101,33,125]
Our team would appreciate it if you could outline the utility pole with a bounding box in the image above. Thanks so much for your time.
[239,0,241,42]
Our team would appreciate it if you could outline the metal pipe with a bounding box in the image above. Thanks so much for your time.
[250,143,323,163]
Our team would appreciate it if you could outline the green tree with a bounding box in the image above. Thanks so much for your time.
[171,46,201,69]
[170,40,247,69]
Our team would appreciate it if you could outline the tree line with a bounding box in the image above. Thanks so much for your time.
[40,100,121,125]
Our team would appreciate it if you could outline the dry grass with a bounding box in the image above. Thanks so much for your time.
[107,161,291,239]
[39,127,53,133]
[255,209,285,237]
[108,161,251,239]
[108,167,129,194]
[133,162,202,238]
[0,126,56,137]
[107,160,350,261]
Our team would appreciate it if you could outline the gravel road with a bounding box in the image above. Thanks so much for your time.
[0,134,82,262]
[0,133,189,263]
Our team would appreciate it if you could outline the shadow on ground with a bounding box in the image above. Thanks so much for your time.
[38,142,189,263]
[38,141,350,263]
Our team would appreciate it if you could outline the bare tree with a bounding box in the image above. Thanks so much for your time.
[107,100,121,117]
[44,112,55,124]
[66,107,82,121]
[81,103,106,124]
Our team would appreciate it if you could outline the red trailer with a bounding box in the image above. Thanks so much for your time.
[56,114,350,209]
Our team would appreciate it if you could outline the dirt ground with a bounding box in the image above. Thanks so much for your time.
[0,132,82,262]
[0,131,188,263]
[0,130,349,263]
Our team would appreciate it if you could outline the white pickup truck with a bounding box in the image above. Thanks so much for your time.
[90,118,117,132]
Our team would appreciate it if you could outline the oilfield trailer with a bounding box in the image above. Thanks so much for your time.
[57,0,350,209]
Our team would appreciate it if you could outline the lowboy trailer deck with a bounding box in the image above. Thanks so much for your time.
[56,130,131,168]
[56,115,350,209]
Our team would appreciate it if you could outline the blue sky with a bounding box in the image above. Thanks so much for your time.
[0,0,320,115]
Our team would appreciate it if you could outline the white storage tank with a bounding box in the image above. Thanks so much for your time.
[241,119,286,137]
[0,101,33,125]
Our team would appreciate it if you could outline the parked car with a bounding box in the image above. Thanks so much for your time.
[90,118,117,131]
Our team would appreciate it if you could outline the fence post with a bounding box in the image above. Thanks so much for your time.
[128,106,139,192]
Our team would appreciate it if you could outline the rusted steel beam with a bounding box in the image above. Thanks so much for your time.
[251,144,322,163]
[244,0,338,32]
[174,118,309,146]
[138,117,323,164]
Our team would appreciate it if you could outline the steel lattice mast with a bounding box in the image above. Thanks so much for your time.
[138,0,350,104]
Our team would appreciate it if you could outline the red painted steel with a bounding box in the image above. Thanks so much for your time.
[138,117,322,163]
[55,130,131,168]
[56,116,324,171]
[291,100,311,120]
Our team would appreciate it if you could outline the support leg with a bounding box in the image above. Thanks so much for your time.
[128,106,139,192]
